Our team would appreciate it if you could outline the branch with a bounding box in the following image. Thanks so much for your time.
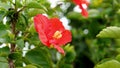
[17,6,26,13]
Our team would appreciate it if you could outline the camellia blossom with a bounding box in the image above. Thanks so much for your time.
[73,0,89,17]
[33,14,72,55]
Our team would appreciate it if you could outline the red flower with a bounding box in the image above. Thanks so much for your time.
[33,14,72,55]
[73,0,89,17]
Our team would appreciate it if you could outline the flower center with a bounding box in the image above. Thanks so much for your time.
[53,31,62,39]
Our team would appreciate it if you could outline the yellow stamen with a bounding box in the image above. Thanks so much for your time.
[53,31,62,39]
[50,44,54,48]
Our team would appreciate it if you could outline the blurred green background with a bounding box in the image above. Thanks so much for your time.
[1,0,120,68]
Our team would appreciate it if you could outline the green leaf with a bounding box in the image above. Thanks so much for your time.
[28,9,46,17]
[24,65,37,68]
[8,52,22,60]
[0,46,10,57]
[0,22,10,43]
[0,57,8,68]
[116,48,120,53]
[15,59,24,67]
[88,9,100,18]
[16,39,24,50]
[27,33,40,46]
[0,0,7,3]
[116,54,120,62]
[0,2,10,10]
[25,47,53,68]
[0,35,10,43]
[0,23,8,37]
[16,67,23,68]
[26,1,47,11]
[0,10,6,22]
[0,23,11,43]
[16,14,27,31]
[67,12,82,20]
[64,44,76,63]
[97,26,120,38]
[16,0,22,8]
[28,23,36,33]
[58,63,73,68]
[95,60,120,68]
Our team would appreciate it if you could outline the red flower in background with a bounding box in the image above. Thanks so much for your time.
[34,14,72,55]
[73,0,89,17]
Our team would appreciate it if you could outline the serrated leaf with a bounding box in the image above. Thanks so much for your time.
[94,60,120,68]
[26,1,47,11]
[97,26,120,38]
[25,47,53,68]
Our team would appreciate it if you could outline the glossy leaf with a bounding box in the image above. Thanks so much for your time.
[0,10,6,22]
[24,65,38,68]
[8,52,22,60]
[116,54,120,62]
[0,57,8,68]
[15,59,24,67]
[0,0,7,3]
[97,26,120,38]
[27,33,40,46]
[0,23,8,37]
[26,1,47,11]
[16,0,22,8]
[95,60,120,68]
[16,39,24,50]
[16,14,27,31]
[88,9,100,18]
[0,2,10,10]
[0,46,10,57]
[0,23,11,43]
[25,47,53,68]
[64,44,76,63]
[28,9,46,17]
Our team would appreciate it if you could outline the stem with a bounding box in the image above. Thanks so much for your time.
[17,6,26,13]
[8,17,16,68]
[8,1,25,68]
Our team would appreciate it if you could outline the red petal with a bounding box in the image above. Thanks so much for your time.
[73,0,82,5]
[57,30,72,46]
[81,9,88,17]
[47,18,65,38]
[50,18,65,31]
[73,0,89,5]
[54,45,65,55]
[83,0,89,6]
[73,0,89,17]
[33,14,49,46]
[34,14,50,32]
[78,3,88,17]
